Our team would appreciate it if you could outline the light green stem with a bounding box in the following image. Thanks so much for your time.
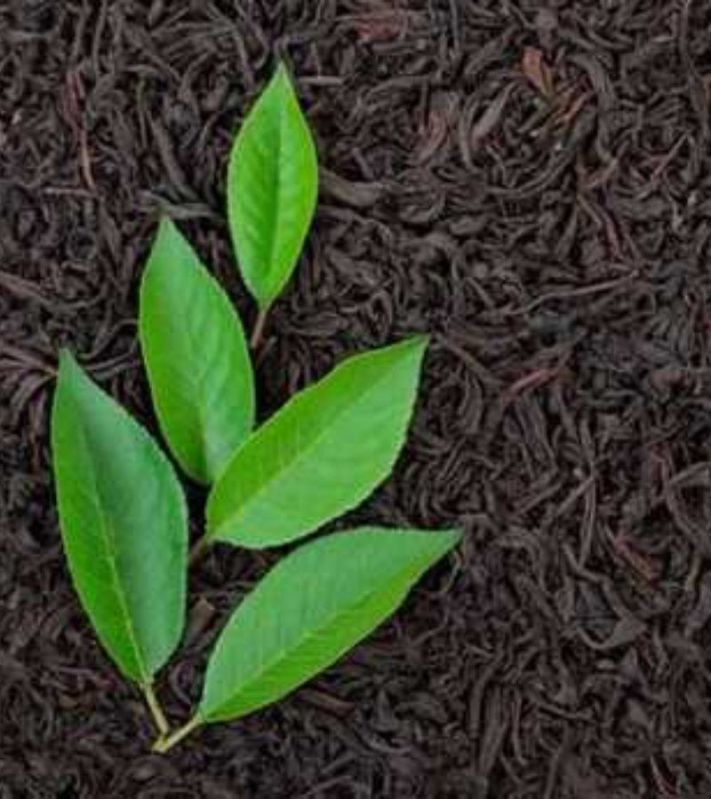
[152,715,202,754]
[142,682,170,737]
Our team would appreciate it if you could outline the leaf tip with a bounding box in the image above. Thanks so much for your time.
[155,214,180,245]
[392,333,429,366]
[273,60,291,84]
[440,527,464,549]
[410,333,430,353]
[142,219,170,289]
[57,346,73,367]
[56,348,81,381]
[271,61,302,107]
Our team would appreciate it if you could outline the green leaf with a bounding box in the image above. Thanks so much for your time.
[139,218,255,484]
[198,527,460,722]
[206,336,428,549]
[51,351,187,684]
[227,62,318,310]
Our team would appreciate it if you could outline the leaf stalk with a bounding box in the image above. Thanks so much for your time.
[141,682,170,737]
[152,715,202,754]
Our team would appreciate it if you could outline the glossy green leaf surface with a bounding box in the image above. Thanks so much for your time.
[198,527,460,722]
[51,351,187,683]
[227,63,318,310]
[139,218,255,484]
[206,336,428,549]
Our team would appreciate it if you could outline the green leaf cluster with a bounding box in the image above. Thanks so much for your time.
[50,64,461,753]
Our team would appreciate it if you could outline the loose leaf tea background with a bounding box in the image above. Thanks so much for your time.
[3,2,710,795]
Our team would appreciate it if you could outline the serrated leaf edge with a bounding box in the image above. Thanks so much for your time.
[227,62,318,309]
[53,351,188,682]
[199,528,460,722]
[206,336,428,546]
[139,217,256,484]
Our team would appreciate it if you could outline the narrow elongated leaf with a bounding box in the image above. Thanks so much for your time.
[206,336,428,549]
[227,63,318,310]
[51,351,187,683]
[139,218,255,484]
[198,527,460,722]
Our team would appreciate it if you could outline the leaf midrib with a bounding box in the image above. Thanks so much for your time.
[201,553,432,721]
[150,264,240,480]
[264,87,285,293]
[179,284,216,477]
[76,414,149,684]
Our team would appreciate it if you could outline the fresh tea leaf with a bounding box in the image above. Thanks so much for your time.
[206,336,428,549]
[51,351,187,683]
[227,63,318,310]
[198,527,461,722]
[139,218,255,484]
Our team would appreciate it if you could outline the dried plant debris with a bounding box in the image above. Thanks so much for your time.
[2,1,711,796]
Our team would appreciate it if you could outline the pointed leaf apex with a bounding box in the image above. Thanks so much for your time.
[439,528,463,547]
[384,334,429,363]
[407,333,430,351]
[157,215,175,234]
[57,348,81,378]
[58,347,73,366]
[274,61,291,82]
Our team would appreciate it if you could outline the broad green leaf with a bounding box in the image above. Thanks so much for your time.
[227,62,318,310]
[198,527,461,722]
[51,351,187,684]
[206,336,428,549]
[139,218,255,484]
